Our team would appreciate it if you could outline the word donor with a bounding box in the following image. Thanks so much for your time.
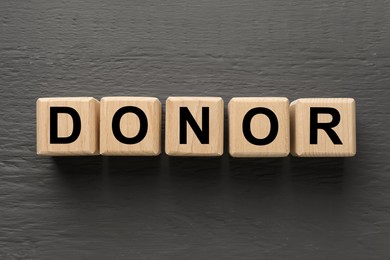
[36,97,356,157]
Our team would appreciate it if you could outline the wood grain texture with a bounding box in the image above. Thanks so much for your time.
[290,98,356,157]
[1,0,390,258]
[229,97,290,157]
[100,97,161,156]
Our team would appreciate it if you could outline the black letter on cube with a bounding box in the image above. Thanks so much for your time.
[242,107,278,145]
[50,107,81,144]
[310,107,343,145]
[179,107,209,144]
[112,106,148,144]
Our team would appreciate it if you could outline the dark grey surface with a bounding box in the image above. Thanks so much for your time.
[1,0,390,259]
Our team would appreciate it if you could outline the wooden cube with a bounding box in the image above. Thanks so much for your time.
[100,97,161,156]
[228,97,290,157]
[290,98,356,157]
[36,97,100,156]
[165,97,224,156]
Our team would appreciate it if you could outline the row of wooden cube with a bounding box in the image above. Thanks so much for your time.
[37,97,356,157]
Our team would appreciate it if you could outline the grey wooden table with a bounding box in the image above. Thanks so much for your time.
[1,0,389,258]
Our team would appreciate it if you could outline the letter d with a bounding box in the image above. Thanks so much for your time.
[50,107,81,144]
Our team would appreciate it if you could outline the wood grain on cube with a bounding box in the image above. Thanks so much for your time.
[100,97,161,156]
[36,97,100,156]
[165,97,224,156]
[229,97,290,157]
[290,98,356,157]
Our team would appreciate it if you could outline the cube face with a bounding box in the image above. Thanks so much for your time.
[228,97,290,157]
[165,97,224,156]
[36,97,99,156]
[290,98,356,157]
[100,97,161,156]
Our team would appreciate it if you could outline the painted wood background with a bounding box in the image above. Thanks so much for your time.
[1,0,389,258]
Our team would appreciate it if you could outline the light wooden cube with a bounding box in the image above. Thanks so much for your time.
[165,97,224,156]
[100,97,161,156]
[290,98,356,157]
[36,97,100,156]
[228,97,290,157]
